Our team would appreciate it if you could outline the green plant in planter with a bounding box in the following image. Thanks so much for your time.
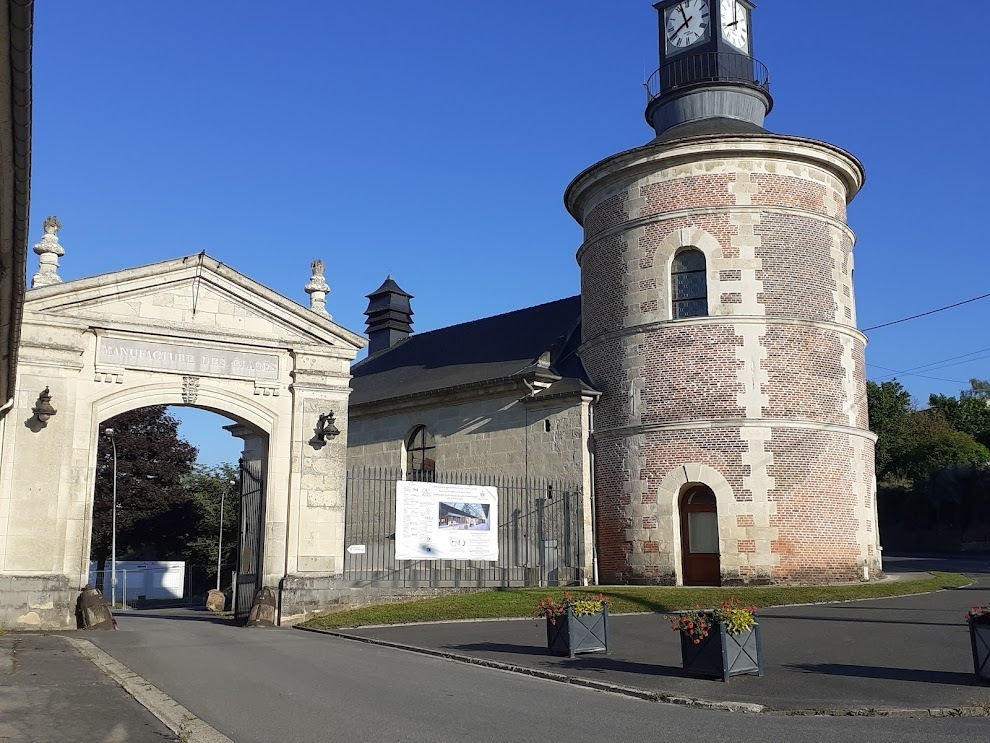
[535,591,611,658]
[668,597,762,681]
[534,591,611,623]
[668,597,757,643]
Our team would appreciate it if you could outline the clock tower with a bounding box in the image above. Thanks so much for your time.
[566,4,879,586]
[647,0,771,137]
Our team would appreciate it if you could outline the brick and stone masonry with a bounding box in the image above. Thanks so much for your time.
[566,136,880,585]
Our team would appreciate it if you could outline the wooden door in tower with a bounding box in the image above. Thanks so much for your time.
[680,486,721,586]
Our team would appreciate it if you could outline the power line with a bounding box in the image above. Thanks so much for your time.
[862,292,990,332]
[866,346,990,385]
[867,365,964,384]
[895,347,990,374]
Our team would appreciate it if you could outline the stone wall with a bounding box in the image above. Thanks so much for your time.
[279,574,484,625]
[0,575,75,630]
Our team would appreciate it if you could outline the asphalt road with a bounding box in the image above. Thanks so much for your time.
[84,600,989,743]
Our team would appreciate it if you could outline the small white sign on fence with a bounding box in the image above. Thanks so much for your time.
[346,544,367,554]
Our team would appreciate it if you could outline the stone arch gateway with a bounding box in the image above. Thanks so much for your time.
[0,254,366,629]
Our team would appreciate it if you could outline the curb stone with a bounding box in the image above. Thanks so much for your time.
[64,637,234,743]
[295,625,990,719]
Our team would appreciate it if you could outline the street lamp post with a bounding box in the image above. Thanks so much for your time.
[216,478,236,592]
[103,427,118,608]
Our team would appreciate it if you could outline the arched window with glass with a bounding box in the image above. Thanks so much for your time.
[405,425,436,482]
[671,248,709,319]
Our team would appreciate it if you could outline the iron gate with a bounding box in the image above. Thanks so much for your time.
[234,458,264,619]
[342,467,584,587]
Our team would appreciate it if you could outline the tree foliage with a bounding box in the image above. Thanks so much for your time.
[93,407,197,563]
[866,380,912,479]
[929,380,990,448]
[894,410,990,482]
[871,379,990,548]
[181,463,241,578]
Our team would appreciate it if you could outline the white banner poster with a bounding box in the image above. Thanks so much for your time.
[395,481,498,561]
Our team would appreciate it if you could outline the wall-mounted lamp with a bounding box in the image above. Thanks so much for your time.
[32,387,57,424]
[314,411,340,444]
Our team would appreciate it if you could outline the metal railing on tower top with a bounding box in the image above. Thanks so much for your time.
[646,51,771,102]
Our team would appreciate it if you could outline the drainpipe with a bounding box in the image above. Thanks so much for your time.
[521,378,536,582]
[588,401,599,587]
[0,398,13,480]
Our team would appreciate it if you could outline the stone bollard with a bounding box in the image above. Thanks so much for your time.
[75,586,116,630]
[205,589,226,613]
[245,586,278,627]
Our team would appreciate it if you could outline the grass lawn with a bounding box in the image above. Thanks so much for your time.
[301,571,969,630]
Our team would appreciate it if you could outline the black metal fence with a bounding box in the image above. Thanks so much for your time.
[646,51,770,100]
[234,459,264,619]
[343,468,585,588]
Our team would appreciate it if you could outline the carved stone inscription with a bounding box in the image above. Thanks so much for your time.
[99,337,279,381]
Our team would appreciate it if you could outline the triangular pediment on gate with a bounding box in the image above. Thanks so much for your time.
[23,254,367,351]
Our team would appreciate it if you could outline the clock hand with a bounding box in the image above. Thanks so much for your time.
[675,17,693,35]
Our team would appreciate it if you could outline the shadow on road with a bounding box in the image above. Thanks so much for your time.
[558,656,684,678]
[760,614,966,628]
[443,641,547,656]
[787,662,982,687]
[883,554,990,575]
[114,606,242,627]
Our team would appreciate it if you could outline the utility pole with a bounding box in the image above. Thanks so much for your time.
[104,427,118,608]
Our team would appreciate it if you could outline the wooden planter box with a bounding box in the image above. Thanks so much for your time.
[679,622,762,682]
[970,620,990,682]
[546,607,609,658]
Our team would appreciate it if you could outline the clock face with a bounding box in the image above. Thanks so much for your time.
[665,0,711,51]
[720,0,749,51]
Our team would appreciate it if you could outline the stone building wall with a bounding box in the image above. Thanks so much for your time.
[348,389,589,484]
[347,387,596,578]
[568,136,879,585]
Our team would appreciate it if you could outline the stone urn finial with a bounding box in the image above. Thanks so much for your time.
[305,258,331,319]
[31,215,66,288]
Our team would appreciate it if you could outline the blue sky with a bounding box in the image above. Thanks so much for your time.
[27,1,989,465]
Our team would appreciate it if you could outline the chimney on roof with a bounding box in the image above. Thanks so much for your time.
[364,276,413,355]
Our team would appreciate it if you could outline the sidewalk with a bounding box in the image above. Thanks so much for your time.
[305,559,990,714]
[0,632,178,742]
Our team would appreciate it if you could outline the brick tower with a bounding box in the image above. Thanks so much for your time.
[566,1,879,585]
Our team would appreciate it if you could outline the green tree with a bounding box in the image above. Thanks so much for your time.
[966,378,990,396]
[894,410,990,482]
[181,463,241,584]
[929,380,990,448]
[866,379,913,479]
[93,407,198,566]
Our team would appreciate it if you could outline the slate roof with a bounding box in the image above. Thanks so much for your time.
[350,295,598,406]
[651,116,770,144]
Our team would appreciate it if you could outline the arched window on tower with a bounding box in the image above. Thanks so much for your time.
[406,425,437,482]
[671,249,709,319]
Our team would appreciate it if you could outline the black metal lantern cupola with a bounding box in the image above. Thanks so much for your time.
[646,0,772,137]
